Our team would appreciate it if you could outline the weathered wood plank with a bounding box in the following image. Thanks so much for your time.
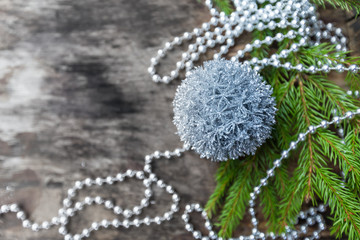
[0,0,358,239]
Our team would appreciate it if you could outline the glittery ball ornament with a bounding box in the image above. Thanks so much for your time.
[173,59,277,161]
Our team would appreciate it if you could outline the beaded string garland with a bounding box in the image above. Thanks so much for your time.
[1,0,360,240]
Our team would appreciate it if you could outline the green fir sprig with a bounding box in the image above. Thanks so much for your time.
[312,0,360,14]
[205,0,360,239]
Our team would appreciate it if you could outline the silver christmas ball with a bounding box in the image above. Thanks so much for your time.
[173,59,277,161]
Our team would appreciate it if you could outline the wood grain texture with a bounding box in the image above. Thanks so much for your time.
[0,0,358,239]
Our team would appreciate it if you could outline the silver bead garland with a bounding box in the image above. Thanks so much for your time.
[148,0,358,84]
[1,0,360,239]
[0,110,359,240]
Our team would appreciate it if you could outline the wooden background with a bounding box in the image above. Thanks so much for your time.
[0,0,358,239]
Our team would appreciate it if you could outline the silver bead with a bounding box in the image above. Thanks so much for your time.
[154,216,161,224]
[320,120,328,128]
[84,197,93,205]
[346,111,354,119]
[73,234,81,240]
[141,198,149,207]
[226,38,234,46]
[267,168,274,177]
[284,62,292,70]
[198,46,206,53]
[274,159,282,167]
[114,206,122,214]
[9,204,19,212]
[82,228,90,237]
[105,200,113,209]
[64,235,73,240]
[318,204,326,212]
[196,37,205,45]
[74,202,83,210]
[172,194,180,202]
[336,64,344,72]
[152,74,161,82]
[206,40,215,48]
[42,221,50,229]
[333,116,340,124]
[51,217,60,225]
[91,222,100,230]
[1,205,9,213]
[31,223,40,232]
[183,32,192,40]
[174,37,181,45]
[66,208,74,216]
[101,219,109,228]
[308,125,316,133]
[194,203,201,211]
[193,230,201,239]
[275,33,284,41]
[193,28,201,36]
[171,204,179,212]
[289,141,296,150]
[307,217,315,225]
[349,64,359,73]
[116,173,124,181]
[95,177,103,185]
[281,150,289,158]
[133,218,140,227]
[157,49,165,58]
[205,221,212,230]
[322,64,330,73]
[63,198,72,207]
[16,211,26,220]
[106,176,113,184]
[162,76,170,84]
[147,67,155,75]
[308,65,316,73]
[94,196,103,205]
[58,208,66,216]
[144,189,152,198]
[210,17,218,25]
[112,219,120,227]
[60,216,68,225]
[123,209,133,218]
[59,226,67,235]
[144,217,150,225]
[133,206,141,214]
[166,185,174,194]
[185,61,194,69]
[74,181,83,189]
[296,64,304,71]
[260,178,268,186]
[150,57,158,65]
[164,212,172,220]
[185,223,193,231]
[22,220,31,228]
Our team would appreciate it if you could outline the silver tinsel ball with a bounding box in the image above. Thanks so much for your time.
[173,59,277,161]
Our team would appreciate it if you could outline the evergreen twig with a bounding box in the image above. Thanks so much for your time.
[205,0,360,239]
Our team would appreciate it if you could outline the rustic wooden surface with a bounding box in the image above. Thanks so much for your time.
[0,0,358,239]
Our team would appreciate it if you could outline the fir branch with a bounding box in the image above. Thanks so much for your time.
[277,169,307,231]
[314,166,360,239]
[216,157,256,237]
[213,0,233,15]
[311,0,360,14]
[259,183,279,230]
[205,160,240,218]
[208,0,360,239]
